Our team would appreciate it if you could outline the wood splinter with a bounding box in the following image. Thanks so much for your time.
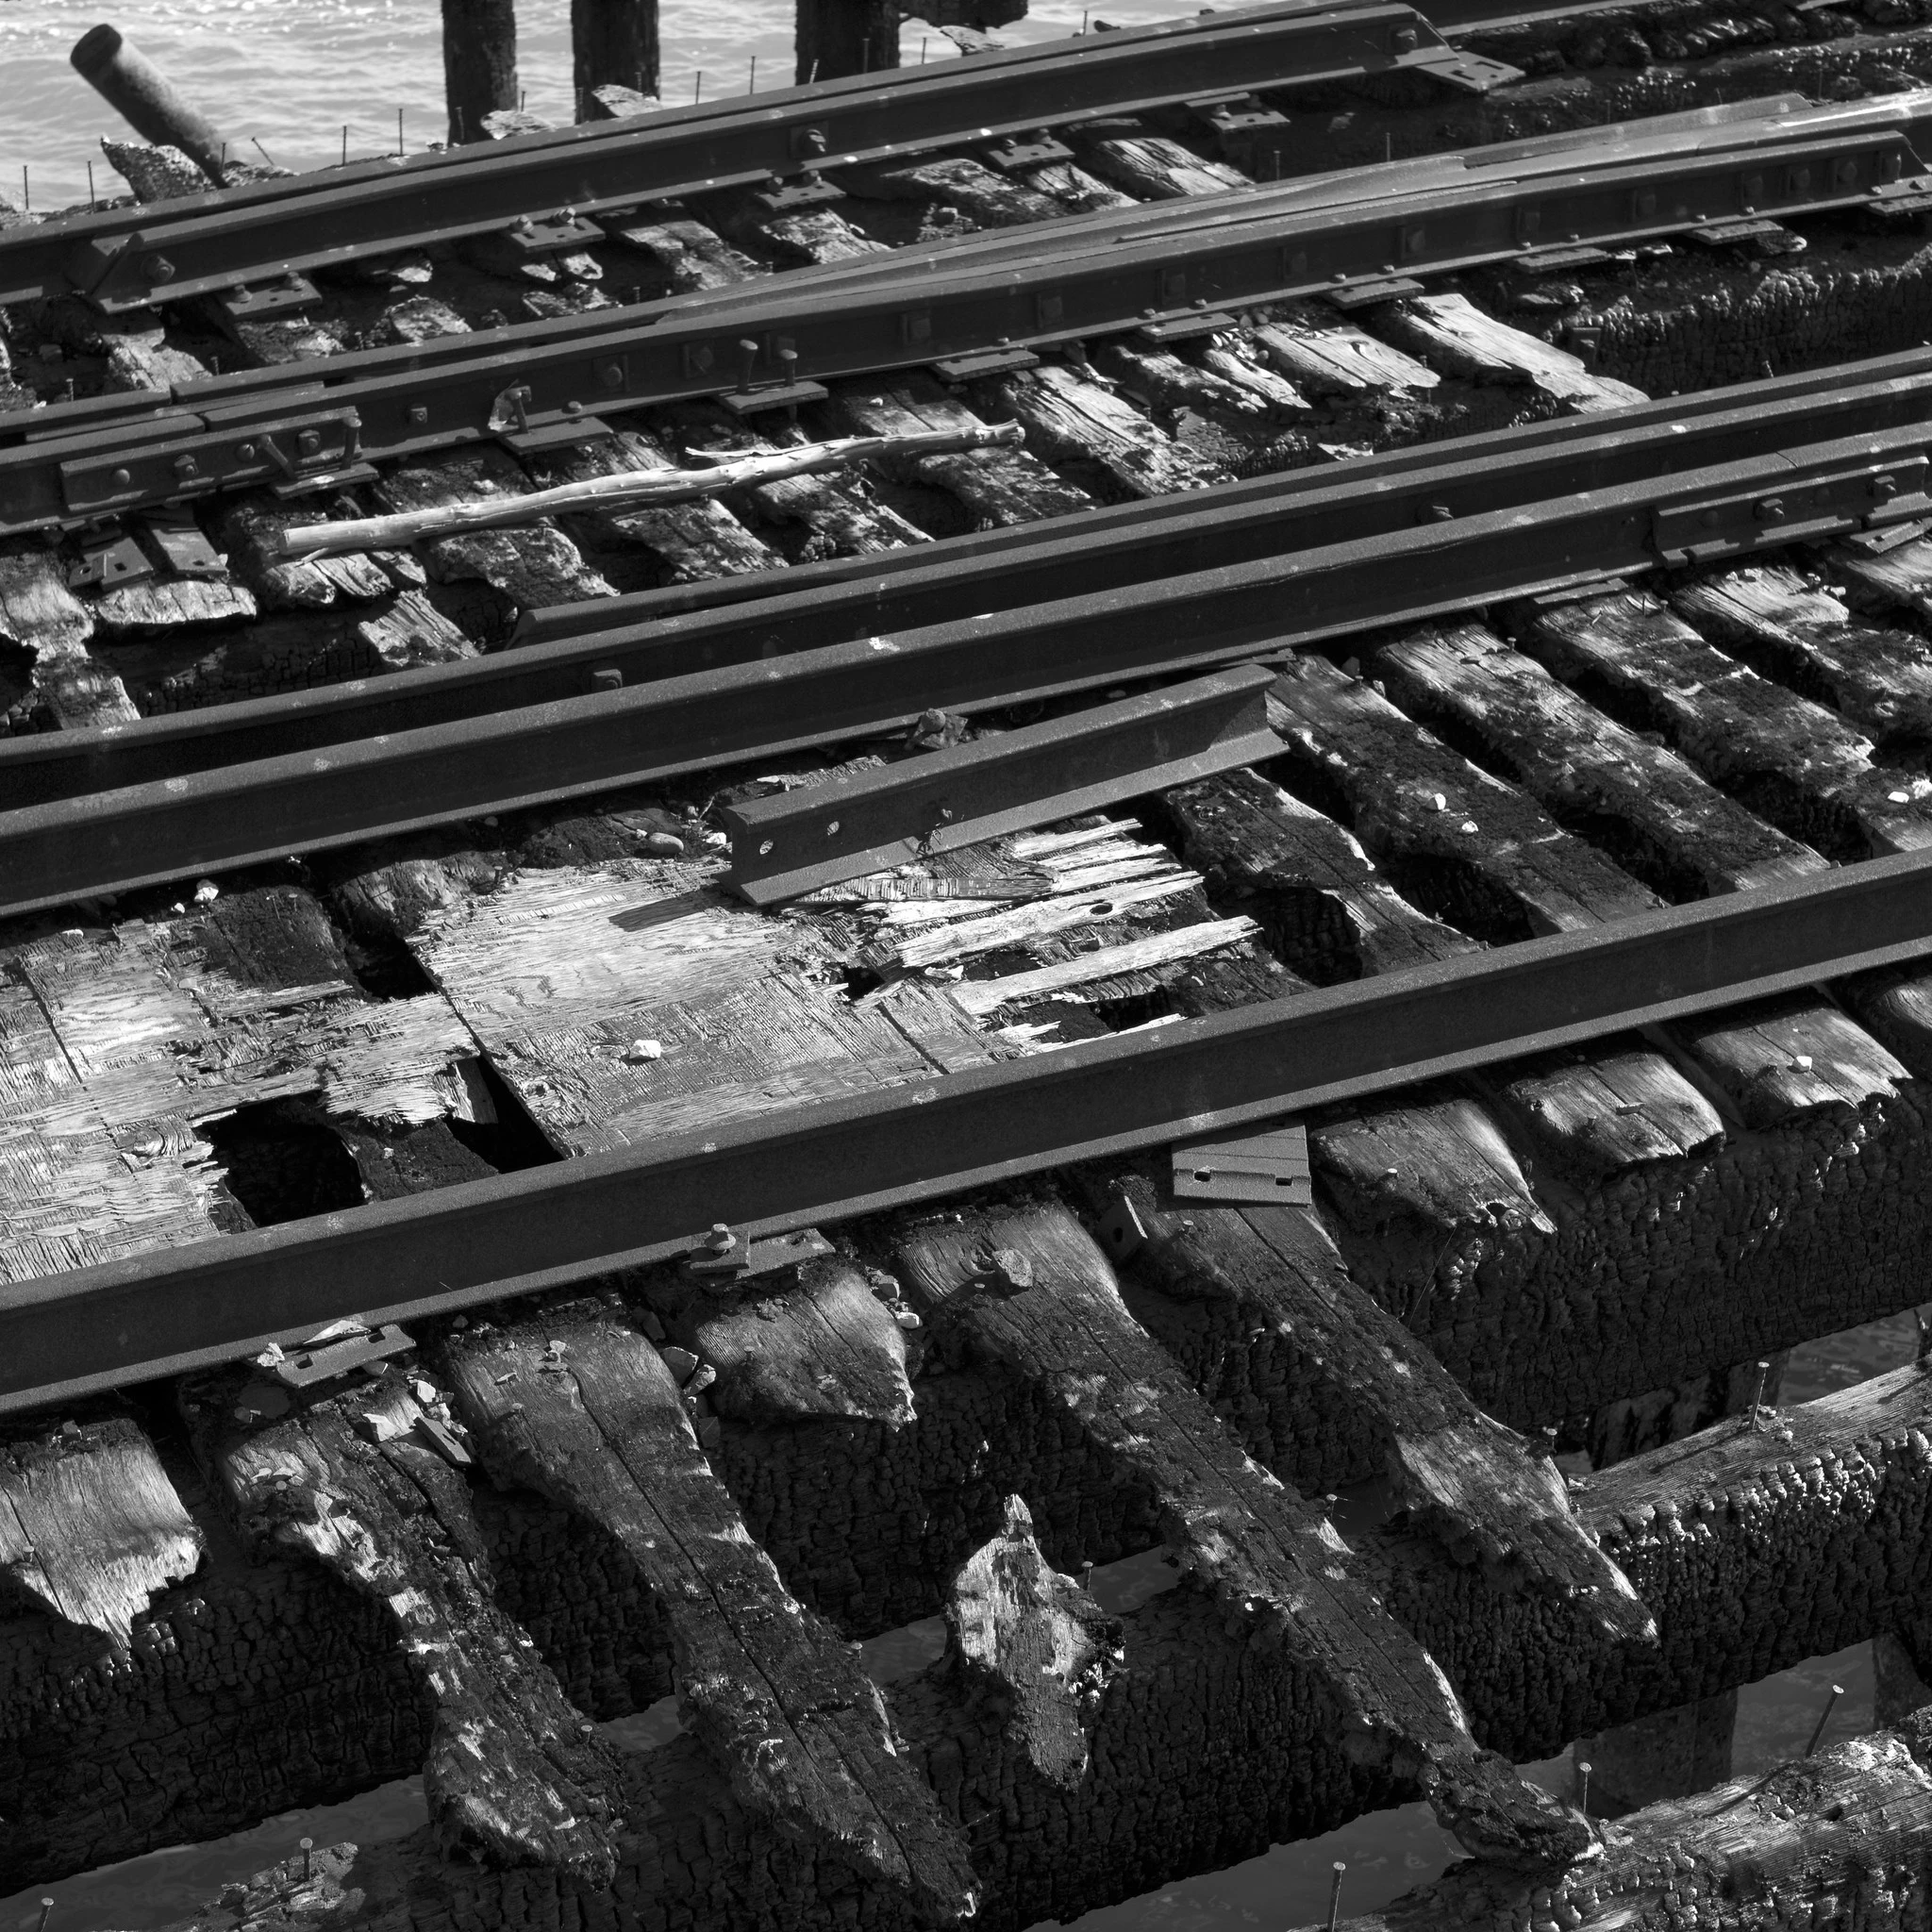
[276,425,1024,558]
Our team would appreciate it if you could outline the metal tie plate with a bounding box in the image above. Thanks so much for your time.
[1171,1123,1311,1205]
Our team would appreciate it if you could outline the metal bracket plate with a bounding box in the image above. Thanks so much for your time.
[502,213,608,259]
[1688,217,1794,249]
[1653,454,1931,565]
[984,133,1074,172]
[270,1322,414,1388]
[216,274,322,323]
[1171,1122,1311,1204]
[1136,308,1241,343]
[717,379,830,418]
[1399,45,1524,92]
[930,345,1041,382]
[139,505,226,579]
[59,407,362,518]
[66,520,153,590]
[683,1224,835,1282]
[722,662,1282,906]
[1325,276,1424,310]
[1514,244,1613,276]
[750,175,846,214]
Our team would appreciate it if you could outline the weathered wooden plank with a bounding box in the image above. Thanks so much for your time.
[668,419,927,558]
[91,575,259,640]
[218,496,396,610]
[1494,1041,1724,1183]
[1672,995,1908,1127]
[832,375,1092,525]
[525,426,779,582]
[1369,293,1648,410]
[0,546,138,727]
[1267,653,1662,939]
[0,1418,202,1651]
[1518,586,1932,859]
[607,214,764,290]
[1674,561,1932,753]
[1369,620,1826,899]
[1091,340,1275,423]
[0,885,482,1285]
[1078,135,1249,199]
[1109,1178,1652,1639]
[1159,766,1473,982]
[1253,308,1439,395]
[196,1372,624,1880]
[1017,159,1138,212]
[1831,529,1932,634]
[354,587,480,670]
[1198,333,1310,413]
[891,1198,1589,1869]
[374,446,617,614]
[940,915,1260,1017]
[1313,1711,1932,1930]
[659,1256,917,1426]
[1312,1090,1557,1239]
[440,1307,979,1921]
[398,850,1001,1154]
[944,1492,1124,1788]
[101,326,210,393]
[977,363,1228,499]
[846,155,1065,225]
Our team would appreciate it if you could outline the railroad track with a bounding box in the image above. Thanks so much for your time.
[9,17,1932,1931]
[0,0,1531,316]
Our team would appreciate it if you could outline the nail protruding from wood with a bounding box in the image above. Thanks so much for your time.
[37,1903,53,1932]
[1575,1757,1591,1820]
[1749,1358,1772,1430]
[1326,1861,1345,1930]
[300,1838,313,1880]
[1806,1683,1845,1757]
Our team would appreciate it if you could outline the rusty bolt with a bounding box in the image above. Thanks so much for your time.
[297,429,322,457]
[173,455,198,478]
[142,255,176,284]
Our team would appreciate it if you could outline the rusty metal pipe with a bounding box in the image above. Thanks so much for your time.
[70,25,228,183]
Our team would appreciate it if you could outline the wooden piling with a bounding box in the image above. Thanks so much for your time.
[441,0,518,146]
[794,0,901,83]
[572,0,658,119]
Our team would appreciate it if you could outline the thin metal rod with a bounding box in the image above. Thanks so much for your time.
[693,70,703,101]
[1806,1684,1845,1757]
[300,1838,313,1880]
[397,106,405,156]
[1326,1861,1345,1931]
[87,160,96,208]
[749,55,757,92]
[252,137,275,167]
[1749,1358,1771,1429]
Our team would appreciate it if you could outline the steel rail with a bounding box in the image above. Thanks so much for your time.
[0,87,1830,461]
[8,350,1931,817]
[2,0,1501,314]
[8,118,1926,534]
[2,415,1925,916]
[6,839,1931,1415]
[0,91,1833,481]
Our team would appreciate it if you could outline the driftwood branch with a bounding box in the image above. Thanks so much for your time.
[276,425,1024,558]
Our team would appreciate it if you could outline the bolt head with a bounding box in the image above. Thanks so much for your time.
[110,467,131,487]
[142,255,176,284]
